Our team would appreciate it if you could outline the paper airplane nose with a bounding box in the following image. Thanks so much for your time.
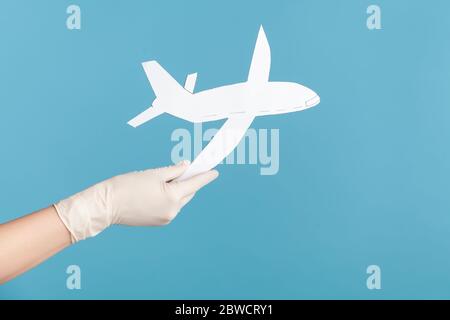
[306,95,320,108]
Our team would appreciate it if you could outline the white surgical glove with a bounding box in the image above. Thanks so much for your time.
[54,161,218,243]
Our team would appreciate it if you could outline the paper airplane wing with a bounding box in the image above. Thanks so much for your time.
[247,26,271,84]
[175,114,255,181]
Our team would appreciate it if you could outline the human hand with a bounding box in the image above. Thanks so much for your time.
[54,161,218,242]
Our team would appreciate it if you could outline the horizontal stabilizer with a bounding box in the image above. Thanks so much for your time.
[184,73,198,93]
[128,106,164,128]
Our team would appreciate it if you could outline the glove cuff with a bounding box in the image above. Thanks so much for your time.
[54,182,112,243]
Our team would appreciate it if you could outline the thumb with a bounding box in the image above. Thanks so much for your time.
[158,160,190,181]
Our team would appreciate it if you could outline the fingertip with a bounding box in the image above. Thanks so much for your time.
[210,169,219,179]
[178,159,191,166]
[160,160,191,181]
[173,169,220,196]
[200,169,219,185]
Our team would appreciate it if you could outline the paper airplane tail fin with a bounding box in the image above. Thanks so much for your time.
[130,61,194,127]
[142,60,188,99]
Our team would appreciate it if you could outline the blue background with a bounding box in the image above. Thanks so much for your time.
[1,0,450,299]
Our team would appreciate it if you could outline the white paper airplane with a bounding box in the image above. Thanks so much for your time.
[128,25,320,181]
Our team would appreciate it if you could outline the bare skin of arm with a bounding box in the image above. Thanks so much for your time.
[0,206,71,284]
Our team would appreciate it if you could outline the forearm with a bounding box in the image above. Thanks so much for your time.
[0,206,72,284]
